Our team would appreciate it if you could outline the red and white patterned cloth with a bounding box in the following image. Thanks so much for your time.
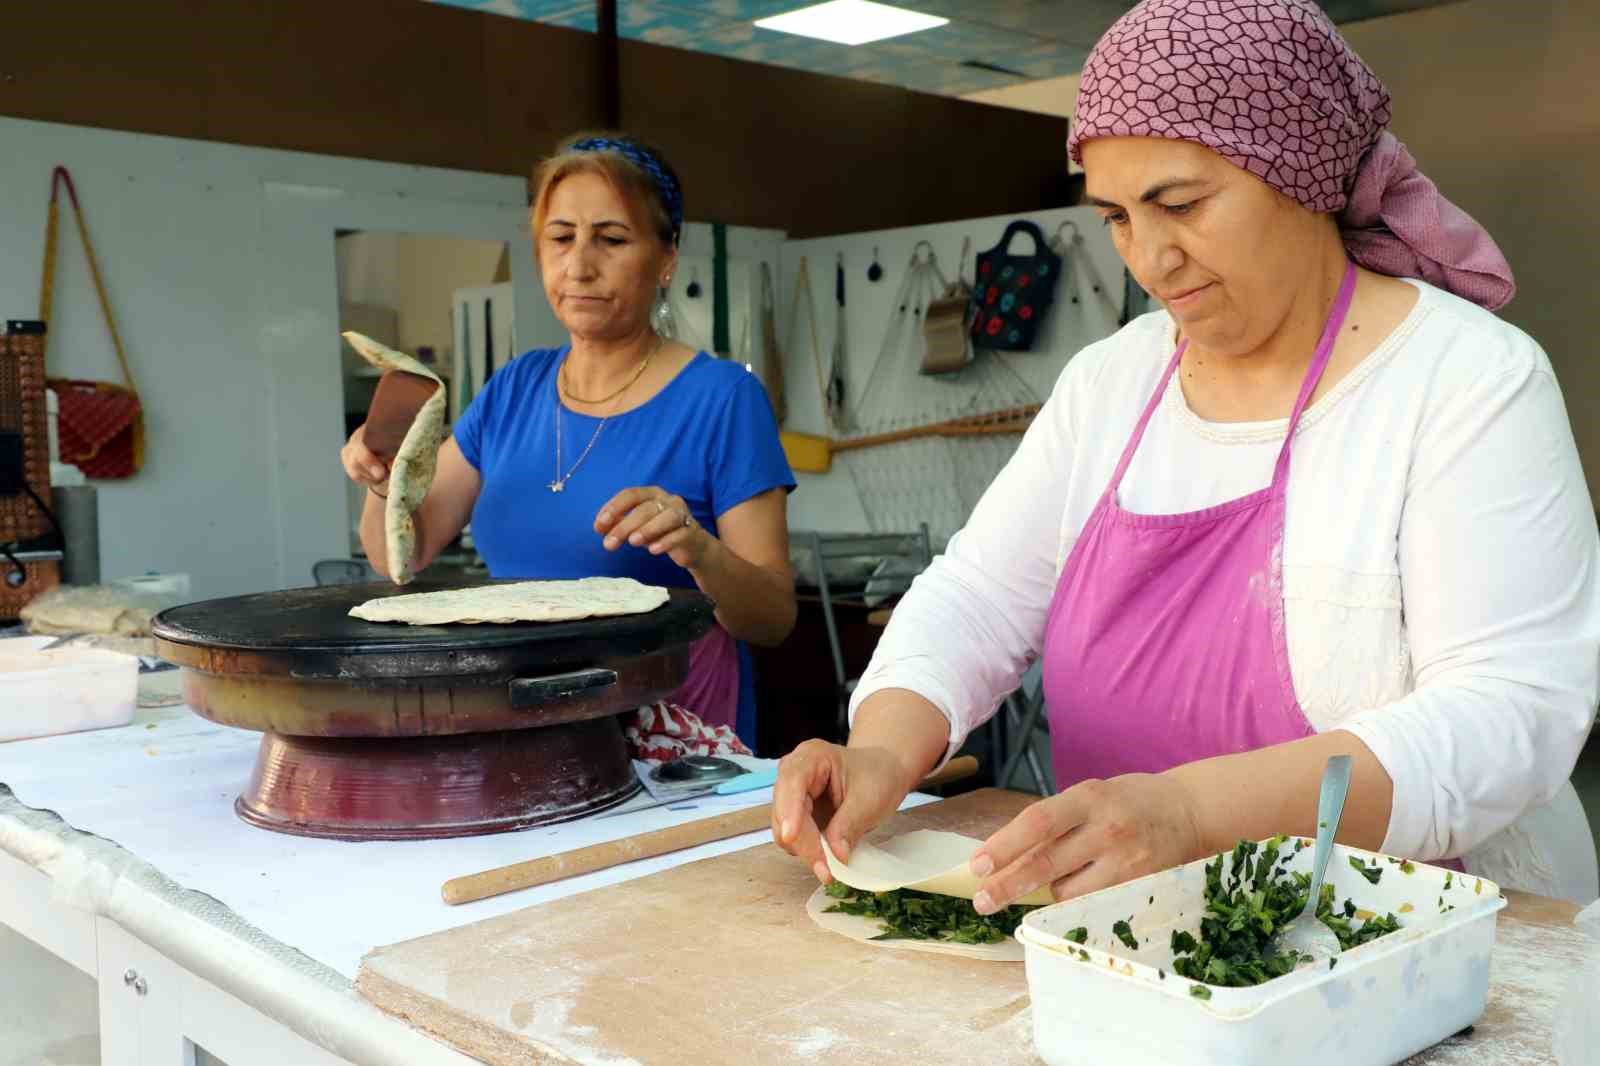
[624,701,751,763]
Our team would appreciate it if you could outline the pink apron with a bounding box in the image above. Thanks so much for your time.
[670,625,740,732]
[1040,263,1357,786]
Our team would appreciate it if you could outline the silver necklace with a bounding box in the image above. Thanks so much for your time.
[549,337,659,492]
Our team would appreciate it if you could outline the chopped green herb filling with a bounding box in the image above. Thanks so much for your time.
[1168,838,1402,990]
[823,882,1040,945]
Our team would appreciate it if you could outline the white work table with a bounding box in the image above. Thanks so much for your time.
[5,701,1586,1066]
[0,701,787,1066]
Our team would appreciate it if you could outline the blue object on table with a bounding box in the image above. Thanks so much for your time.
[713,765,779,795]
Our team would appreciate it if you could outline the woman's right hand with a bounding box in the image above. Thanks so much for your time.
[340,425,390,491]
[771,739,916,884]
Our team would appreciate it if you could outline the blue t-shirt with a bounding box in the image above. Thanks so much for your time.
[453,349,794,743]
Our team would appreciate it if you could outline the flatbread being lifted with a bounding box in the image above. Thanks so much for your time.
[343,331,446,586]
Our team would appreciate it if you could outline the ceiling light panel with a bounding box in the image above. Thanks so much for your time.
[754,1,949,46]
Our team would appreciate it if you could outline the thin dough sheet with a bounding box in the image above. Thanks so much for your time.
[822,830,1054,906]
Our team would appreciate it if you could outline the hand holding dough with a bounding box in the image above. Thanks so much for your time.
[343,331,446,586]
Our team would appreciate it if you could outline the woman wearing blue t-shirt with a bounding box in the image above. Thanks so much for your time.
[340,134,797,742]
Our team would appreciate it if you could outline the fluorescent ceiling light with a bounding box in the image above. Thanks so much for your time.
[755,1,949,46]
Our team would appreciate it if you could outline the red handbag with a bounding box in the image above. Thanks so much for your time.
[40,166,144,479]
[51,379,143,479]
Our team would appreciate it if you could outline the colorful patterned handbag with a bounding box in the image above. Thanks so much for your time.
[969,220,1062,352]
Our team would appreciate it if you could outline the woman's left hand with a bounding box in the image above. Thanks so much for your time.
[596,487,714,570]
[968,773,1207,915]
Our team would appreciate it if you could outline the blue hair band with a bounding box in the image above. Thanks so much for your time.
[569,136,683,242]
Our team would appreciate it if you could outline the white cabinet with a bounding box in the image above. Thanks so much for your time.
[96,919,194,1066]
[93,918,352,1066]
[4,849,480,1066]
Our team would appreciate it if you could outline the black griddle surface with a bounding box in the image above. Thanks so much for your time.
[152,579,715,678]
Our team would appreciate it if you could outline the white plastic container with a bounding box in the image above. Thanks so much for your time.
[112,572,192,609]
[1019,840,1505,1066]
[1554,897,1600,1066]
[0,636,139,742]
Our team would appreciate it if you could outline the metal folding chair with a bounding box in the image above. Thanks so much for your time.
[993,661,1052,795]
[807,526,932,735]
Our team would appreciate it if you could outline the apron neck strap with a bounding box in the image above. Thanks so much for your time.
[1272,260,1359,485]
[1106,261,1359,497]
[1106,338,1186,493]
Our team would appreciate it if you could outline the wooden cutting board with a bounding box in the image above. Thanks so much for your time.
[359,788,1042,1065]
[358,788,1584,1066]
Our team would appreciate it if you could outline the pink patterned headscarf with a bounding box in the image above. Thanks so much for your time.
[1068,0,1515,311]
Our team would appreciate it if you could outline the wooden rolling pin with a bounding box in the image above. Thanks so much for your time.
[442,754,980,906]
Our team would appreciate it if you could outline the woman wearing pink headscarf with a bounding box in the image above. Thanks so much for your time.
[773,0,1600,904]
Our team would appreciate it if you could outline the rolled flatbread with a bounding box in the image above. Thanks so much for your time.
[349,577,670,625]
[343,331,446,586]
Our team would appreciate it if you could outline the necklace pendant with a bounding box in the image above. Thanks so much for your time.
[549,480,564,493]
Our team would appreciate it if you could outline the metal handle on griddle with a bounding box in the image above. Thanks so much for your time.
[507,668,619,708]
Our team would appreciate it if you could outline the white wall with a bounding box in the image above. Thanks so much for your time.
[0,114,1119,593]
[776,207,1126,543]
[658,223,787,359]
[337,232,507,358]
[335,232,403,318]
[0,116,544,598]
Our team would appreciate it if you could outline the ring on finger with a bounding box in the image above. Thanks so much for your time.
[682,512,694,529]
[654,500,666,516]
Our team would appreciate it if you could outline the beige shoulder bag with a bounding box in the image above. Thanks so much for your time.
[919,237,974,377]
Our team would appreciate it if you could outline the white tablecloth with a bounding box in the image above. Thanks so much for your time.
[0,704,784,979]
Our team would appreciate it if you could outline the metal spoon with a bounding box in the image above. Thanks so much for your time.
[1277,754,1352,964]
